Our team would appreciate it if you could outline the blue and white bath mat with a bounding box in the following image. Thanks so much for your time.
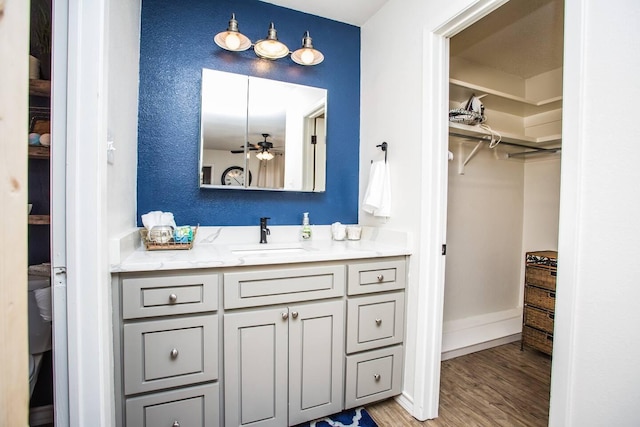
[294,407,378,427]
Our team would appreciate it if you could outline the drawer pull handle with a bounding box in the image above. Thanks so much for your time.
[376,274,384,282]
[374,374,381,381]
[170,348,179,359]
[291,311,299,319]
[282,312,289,320]
[375,318,382,326]
[168,293,178,303]
[172,422,180,427]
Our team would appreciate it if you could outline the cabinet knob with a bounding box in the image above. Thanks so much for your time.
[172,422,180,427]
[291,311,299,319]
[170,348,179,359]
[376,274,384,282]
[169,293,178,303]
[374,374,381,381]
[282,312,289,320]
[375,318,382,326]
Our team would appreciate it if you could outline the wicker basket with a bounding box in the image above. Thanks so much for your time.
[140,225,198,251]
[525,265,557,291]
[524,306,554,333]
[522,326,553,356]
[524,286,556,311]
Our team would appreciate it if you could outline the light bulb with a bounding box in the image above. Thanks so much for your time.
[300,49,315,65]
[225,33,240,50]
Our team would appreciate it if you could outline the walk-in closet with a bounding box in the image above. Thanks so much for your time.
[443,0,563,390]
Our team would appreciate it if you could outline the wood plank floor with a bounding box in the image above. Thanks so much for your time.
[366,342,551,426]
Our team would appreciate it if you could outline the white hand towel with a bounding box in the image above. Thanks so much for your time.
[362,160,391,217]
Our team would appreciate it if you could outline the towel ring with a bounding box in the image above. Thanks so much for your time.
[375,142,388,163]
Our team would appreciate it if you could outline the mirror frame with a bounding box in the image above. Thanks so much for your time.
[199,69,327,192]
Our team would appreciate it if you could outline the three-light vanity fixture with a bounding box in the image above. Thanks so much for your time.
[214,13,324,66]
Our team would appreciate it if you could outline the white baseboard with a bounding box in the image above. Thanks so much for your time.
[441,333,521,361]
[394,391,414,415]
[441,308,523,360]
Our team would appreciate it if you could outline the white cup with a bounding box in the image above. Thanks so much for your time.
[346,226,362,240]
[331,222,346,241]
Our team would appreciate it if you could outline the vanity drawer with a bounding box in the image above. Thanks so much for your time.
[347,258,406,295]
[126,382,219,427]
[224,264,345,309]
[344,345,403,409]
[123,315,218,395]
[121,273,218,319]
[346,292,405,353]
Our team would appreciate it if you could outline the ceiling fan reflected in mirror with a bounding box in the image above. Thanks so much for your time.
[230,133,282,160]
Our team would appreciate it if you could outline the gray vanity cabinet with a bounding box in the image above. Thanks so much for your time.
[113,256,408,427]
[224,265,345,427]
[114,272,220,427]
[344,259,406,408]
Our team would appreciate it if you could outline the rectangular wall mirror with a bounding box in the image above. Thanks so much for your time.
[199,69,327,192]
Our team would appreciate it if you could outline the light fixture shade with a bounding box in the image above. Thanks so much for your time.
[254,22,290,60]
[256,150,274,161]
[291,31,324,66]
[214,13,252,51]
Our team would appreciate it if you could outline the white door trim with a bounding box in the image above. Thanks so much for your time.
[412,0,512,420]
[62,0,114,425]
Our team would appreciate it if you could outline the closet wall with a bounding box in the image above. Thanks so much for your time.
[442,0,563,358]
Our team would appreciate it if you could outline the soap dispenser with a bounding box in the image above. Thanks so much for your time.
[301,212,312,240]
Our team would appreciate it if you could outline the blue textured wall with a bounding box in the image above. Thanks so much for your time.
[138,0,360,226]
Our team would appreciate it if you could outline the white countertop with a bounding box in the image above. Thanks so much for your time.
[110,225,412,273]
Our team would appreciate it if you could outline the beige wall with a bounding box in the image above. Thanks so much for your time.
[444,146,525,322]
[523,157,561,253]
[107,0,141,236]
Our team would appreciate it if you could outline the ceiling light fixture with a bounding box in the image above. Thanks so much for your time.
[256,149,275,161]
[214,14,324,66]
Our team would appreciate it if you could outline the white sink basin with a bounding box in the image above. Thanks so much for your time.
[230,243,306,255]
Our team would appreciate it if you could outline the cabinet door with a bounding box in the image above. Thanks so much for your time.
[224,307,288,427]
[289,300,345,425]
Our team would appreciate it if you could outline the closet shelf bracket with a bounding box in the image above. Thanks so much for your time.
[458,141,483,175]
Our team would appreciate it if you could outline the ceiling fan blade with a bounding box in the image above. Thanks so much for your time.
[231,145,259,153]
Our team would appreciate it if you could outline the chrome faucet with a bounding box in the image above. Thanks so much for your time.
[260,217,271,244]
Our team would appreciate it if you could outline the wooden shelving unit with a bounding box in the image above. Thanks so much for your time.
[28,215,50,225]
[29,79,51,97]
[28,146,51,159]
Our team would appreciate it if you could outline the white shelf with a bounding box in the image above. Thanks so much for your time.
[449,122,561,174]
[449,122,561,148]
[450,79,562,116]
[450,78,561,106]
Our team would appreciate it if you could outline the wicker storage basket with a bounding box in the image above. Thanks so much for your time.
[140,226,198,251]
[525,250,557,290]
[524,286,556,311]
[522,326,553,356]
[524,306,554,334]
[525,265,557,291]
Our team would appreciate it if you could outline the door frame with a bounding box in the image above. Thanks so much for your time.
[414,0,543,420]
[417,0,584,424]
